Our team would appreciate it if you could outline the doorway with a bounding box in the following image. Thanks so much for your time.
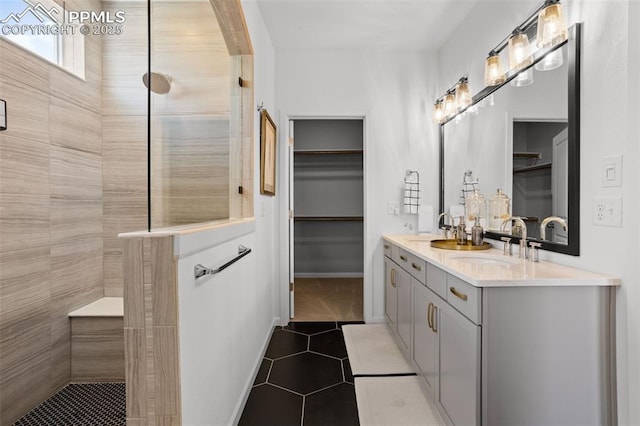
[289,119,364,321]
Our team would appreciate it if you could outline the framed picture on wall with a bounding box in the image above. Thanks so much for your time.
[260,109,277,195]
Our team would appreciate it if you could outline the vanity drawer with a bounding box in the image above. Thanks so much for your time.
[383,241,392,258]
[393,248,426,283]
[446,274,482,325]
[426,263,447,299]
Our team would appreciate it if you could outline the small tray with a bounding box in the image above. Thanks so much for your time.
[430,239,491,251]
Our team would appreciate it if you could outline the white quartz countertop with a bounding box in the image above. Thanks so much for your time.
[383,234,620,288]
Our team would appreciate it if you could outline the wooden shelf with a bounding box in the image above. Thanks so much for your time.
[513,152,542,159]
[513,163,552,173]
[294,216,364,222]
[294,149,363,156]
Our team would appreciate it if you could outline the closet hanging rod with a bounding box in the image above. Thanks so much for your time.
[194,245,252,279]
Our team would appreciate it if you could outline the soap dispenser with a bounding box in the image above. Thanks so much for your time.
[457,216,467,245]
[472,217,484,246]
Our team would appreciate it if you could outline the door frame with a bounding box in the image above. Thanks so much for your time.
[277,112,373,325]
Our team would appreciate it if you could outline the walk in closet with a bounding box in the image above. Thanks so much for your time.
[292,119,364,321]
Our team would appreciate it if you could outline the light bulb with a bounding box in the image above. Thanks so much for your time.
[508,31,533,71]
[433,100,445,124]
[444,91,457,117]
[455,78,472,111]
[484,52,506,86]
[537,1,568,49]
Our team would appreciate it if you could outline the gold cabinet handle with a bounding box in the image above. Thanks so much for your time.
[450,287,468,301]
[432,305,438,333]
[400,255,408,262]
[427,303,433,329]
[412,262,422,272]
[384,244,390,249]
[391,269,397,288]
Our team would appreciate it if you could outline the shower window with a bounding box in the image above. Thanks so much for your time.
[147,0,253,230]
[0,0,85,78]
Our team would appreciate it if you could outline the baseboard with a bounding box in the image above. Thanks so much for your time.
[294,272,364,278]
[371,315,386,324]
[230,317,278,426]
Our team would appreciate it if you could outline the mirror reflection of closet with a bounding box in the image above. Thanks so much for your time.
[512,120,568,242]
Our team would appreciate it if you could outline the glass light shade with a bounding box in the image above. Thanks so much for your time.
[508,32,533,71]
[536,3,568,48]
[510,68,534,87]
[455,80,472,111]
[484,54,506,86]
[443,92,457,117]
[467,105,479,116]
[535,48,563,71]
[433,101,445,124]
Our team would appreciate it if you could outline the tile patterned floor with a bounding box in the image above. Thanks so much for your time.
[239,322,361,426]
[12,382,125,426]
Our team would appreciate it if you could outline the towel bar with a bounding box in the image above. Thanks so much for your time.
[194,245,252,279]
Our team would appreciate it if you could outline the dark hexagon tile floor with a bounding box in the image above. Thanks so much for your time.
[239,321,363,426]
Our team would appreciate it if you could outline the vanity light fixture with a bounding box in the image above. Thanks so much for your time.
[507,29,533,71]
[455,77,472,111]
[536,0,568,49]
[443,89,457,117]
[433,99,446,124]
[484,51,506,86]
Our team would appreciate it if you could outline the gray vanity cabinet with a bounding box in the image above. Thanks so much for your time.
[384,257,411,352]
[412,281,439,398]
[413,268,480,426]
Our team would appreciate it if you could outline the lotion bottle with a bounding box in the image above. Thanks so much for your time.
[472,216,484,246]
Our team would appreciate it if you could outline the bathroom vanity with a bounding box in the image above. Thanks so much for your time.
[383,234,619,426]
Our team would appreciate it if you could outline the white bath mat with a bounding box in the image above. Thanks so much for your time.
[342,324,414,375]
[355,376,444,426]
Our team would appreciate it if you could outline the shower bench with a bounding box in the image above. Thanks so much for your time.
[68,297,125,382]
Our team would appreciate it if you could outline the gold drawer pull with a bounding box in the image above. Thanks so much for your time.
[412,262,422,272]
[400,255,408,262]
[427,303,433,329]
[384,244,390,249]
[450,287,468,301]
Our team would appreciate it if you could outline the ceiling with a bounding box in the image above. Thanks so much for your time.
[256,0,479,51]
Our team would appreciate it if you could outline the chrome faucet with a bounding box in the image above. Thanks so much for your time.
[437,212,454,239]
[501,216,528,259]
[540,216,567,241]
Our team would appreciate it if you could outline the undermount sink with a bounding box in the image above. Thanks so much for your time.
[448,254,520,266]
[430,239,491,250]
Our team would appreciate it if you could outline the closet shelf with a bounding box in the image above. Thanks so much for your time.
[513,152,542,159]
[294,149,363,156]
[294,216,364,222]
[513,162,552,173]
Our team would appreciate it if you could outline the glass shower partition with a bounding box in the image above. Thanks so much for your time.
[148,0,253,230]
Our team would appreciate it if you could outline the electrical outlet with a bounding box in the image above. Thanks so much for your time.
[387,201,400,215]
[593,197,622,227]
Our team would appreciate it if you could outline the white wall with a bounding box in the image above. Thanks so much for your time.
[176,1,278,424]
[437,1,640,424]
[275,48,440,323]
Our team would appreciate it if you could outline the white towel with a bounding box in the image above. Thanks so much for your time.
[403,181,419,214]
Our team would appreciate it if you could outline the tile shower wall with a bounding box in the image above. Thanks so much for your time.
[102,1,232,297]
[0,0,104,423]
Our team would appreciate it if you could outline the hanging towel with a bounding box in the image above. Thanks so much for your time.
[403,181,419,214]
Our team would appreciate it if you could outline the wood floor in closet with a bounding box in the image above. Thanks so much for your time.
[292,278,363,322]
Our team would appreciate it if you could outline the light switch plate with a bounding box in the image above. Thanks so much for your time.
[387,201,400,215]
[602,155,622,187]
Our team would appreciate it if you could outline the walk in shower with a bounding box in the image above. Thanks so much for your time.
[0,0,253,422]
